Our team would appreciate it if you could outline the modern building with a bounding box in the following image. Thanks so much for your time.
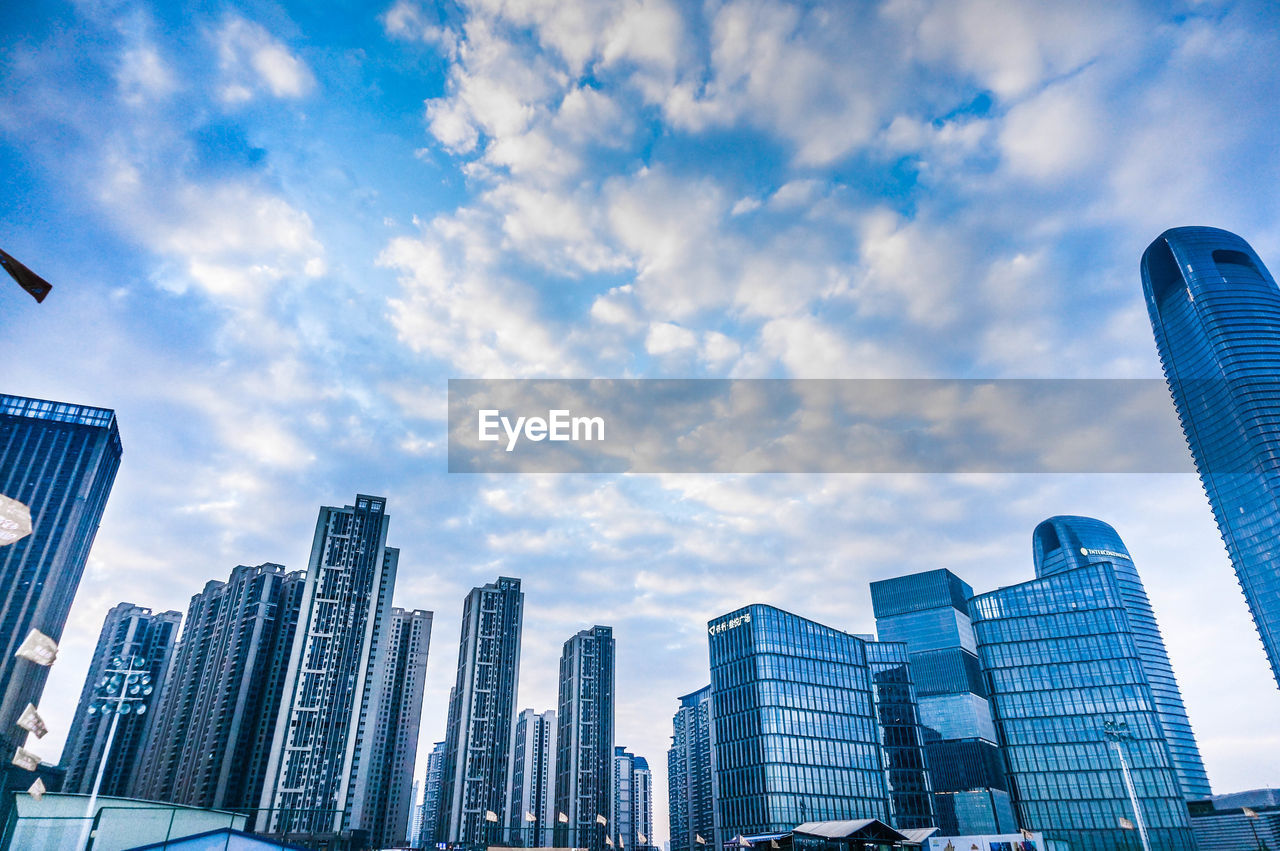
[970,519,1200,851]
[1032,516,1209,799]
[0,395,122,749]
[870,569,1015,835]
[1188,788,1280,849]
[421,741,446,847]
[706,605,910,846]
[356,607,432,849]
[554,626,615,851]
[510,709,557,846]
[863,641,935,831]
[61,603,181,796]
[668,686,714,851]
[438,577,524,846]
[613,747,653,851]
[1142,226,1280,688]
[258,494,400,840]
[133,563,306,816]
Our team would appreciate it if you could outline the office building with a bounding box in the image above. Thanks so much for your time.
[259,494,400,839]
[1188,788,1280,849]
[706,605,904,845]
[863,641,935,830]
[61,603,180,796]
[614,747,653,851]
[970,520,1199,851]
[668,686,714,851]
[438,577,524,845]
[0,395,122,744]
[871,569,1015,835]
[510,709,557,846]
[554,626,615,851]
[356,607,433,849]
[421,741,446,847]
[1142,226,1280,687]
[133,563,305,815]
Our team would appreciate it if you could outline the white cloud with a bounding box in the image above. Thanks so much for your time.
[382,0,459,57]
[216,17,315,103]
[998,77,1103,180]
[645,321,698,355]
[116,45,176,105]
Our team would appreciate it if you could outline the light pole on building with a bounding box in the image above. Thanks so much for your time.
[1103,720,1152,851]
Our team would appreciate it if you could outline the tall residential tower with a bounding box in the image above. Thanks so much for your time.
[554,626,615,851]
[668,686,713,851]
[509,709,557,846]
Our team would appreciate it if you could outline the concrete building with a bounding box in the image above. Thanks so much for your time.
[554,626,615,851]
[613,747,653,851]
[510,709,557,846]
[668,686,713,851]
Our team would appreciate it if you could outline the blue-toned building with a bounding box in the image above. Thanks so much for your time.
[863,641,935,830]
[871,570,1016,836]
[706,605,929,845]
[1142,226,1280,688]
[970,518,1200,851]
[668,686,714,851]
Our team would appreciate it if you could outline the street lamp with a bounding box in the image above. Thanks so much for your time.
[75,655,154,851]
[1103,720,1152,851]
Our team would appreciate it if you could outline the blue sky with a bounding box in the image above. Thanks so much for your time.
[4,0,1280,838]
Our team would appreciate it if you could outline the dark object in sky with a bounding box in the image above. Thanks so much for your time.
[0,248,53,302]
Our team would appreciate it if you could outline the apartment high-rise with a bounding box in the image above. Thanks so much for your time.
[871,569,1016,835]
[668,686,713,851]
[61,603,180,796]
[1142,226,1280,687]
[422,740,446,847]
[355,607,432,849]
[259,495,400,839]
[438,577,524,846]
[613,747,653,851]
[554,626,615,851]
[510,709,557,846]
[0,395,122,744]
[970,522,1199,851]
[133,563,305,815]
[706,605,918,843]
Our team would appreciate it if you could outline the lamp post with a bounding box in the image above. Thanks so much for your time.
[75,655,154,851]
[1103,720,1151,851]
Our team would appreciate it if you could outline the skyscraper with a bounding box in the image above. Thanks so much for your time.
[863,641,935,830]
[259,494,400,839]
[1032,516,1209,798]
[871,569,1016,835]
[1142,226,1280,688]
[705,605,908,844]
[61,603,180,797]
[510,709,557,846]
[133,563,306,815]
[668,686,714,851]
[554,625,615,851]
[970,520,1199,851]
[438,577,524,846]
[422,741,446,847]
[0,395,122,744]
[613,747,653,851]
[355,607,433,849]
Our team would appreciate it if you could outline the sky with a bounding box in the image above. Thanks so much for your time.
[4,0,1280,843]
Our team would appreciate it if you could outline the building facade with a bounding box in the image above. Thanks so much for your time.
[613,747,653,851]
[61,603,180,796]
[863,640,935,830]
[438,577,524,846]
[706,605,899,845]
[510,709,557,846]
[133,563,305,816]
[354,607,433,849]
[970,533,1198,850]
[0,395,122,745]
[668,686,714,851]
[1188,788,1280,850]
[1142,226,1280,688]
[259,495,399,839]
[554,626,615,851]
[871,569,1015,835]
[421,741,446,847]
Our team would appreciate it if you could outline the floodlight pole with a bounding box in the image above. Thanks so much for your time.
[1104,720,1152,851]
[76,656,152,851]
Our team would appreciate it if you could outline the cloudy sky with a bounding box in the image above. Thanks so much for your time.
[4,0,1280,840]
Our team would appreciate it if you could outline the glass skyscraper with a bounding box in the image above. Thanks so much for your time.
[1142,226,1280,688]
[863,641,935,830]
[706,604,919,844]
[668,686,714,851]
[970,517,1200,851]
[871,569,1015,836]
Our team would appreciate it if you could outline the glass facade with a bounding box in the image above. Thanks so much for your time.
[1142,226,1280,688]
[971,559,1197,850]
[871,569,1014,836]
[706,605,893,842]
[1032,516,1210,799]
[864,640,934,829]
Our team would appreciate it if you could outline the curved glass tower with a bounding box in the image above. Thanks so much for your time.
[1142,226,1280,688]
